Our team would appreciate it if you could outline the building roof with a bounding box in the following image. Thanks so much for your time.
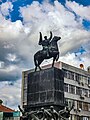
[0,104,15,112]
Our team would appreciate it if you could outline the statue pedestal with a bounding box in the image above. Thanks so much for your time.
[22,67,65,111]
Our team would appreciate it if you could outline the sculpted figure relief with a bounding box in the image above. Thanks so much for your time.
[59,104,74,120]
[48,106,59,120]
[37,107,52,120]
[34,31,61,71]
[18,105,39,120]
[18,105,74,120]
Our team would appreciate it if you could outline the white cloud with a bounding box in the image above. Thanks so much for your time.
[59,53,82,67]
[0,2,13,16]
[66,1,90,20]
[59,51,90,71]
[0,80,21,110]
[59,29,90,55]
[0,20,28,40]
[0,61,4,68]
[6,53,17,62]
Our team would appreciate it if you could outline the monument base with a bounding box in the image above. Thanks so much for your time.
[23,67,65,111]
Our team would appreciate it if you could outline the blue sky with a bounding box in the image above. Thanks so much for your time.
[0,0,90,22]
[0,0,90,29]
[0,0,90,109]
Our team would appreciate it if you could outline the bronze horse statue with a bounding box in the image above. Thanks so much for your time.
[34,36,61,71]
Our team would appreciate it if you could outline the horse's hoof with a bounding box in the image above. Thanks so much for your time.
[35,67,37,72]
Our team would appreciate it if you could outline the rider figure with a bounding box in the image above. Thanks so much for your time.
[38,31,52,57]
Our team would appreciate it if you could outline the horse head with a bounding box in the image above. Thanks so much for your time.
[52,36,61,42]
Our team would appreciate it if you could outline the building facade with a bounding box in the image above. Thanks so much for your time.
[22,61,90,120]
[61,62,90,120]
[0,103,20,120]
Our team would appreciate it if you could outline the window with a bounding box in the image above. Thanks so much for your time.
[83,117,89,120]
[75,73,80,81]
[80,76,88,85]
[89,91,90,98]
[69,85,75,94]
[83,89,88,97]
[77,101,82,110]
[68,99,74,108]
[70,71,74,80]
[88,77,90,85]
[63,69,68,78]
[83,76,88,84]
[76,87,82,95]
[74,115,80,120]
[64,83,68,92]
[83,102,88,111]
[63,69,74,80]
[67,71,74,80]
[79,75,83,84]
[88,104,90,111]
[75,74,88,85]
[65,98,74,108]
[67,71,71,79]
[65,98,68,106]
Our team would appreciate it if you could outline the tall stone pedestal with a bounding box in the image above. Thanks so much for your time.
[22,67,65,111]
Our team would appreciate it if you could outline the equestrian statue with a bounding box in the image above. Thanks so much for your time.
[34,31,61,71]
